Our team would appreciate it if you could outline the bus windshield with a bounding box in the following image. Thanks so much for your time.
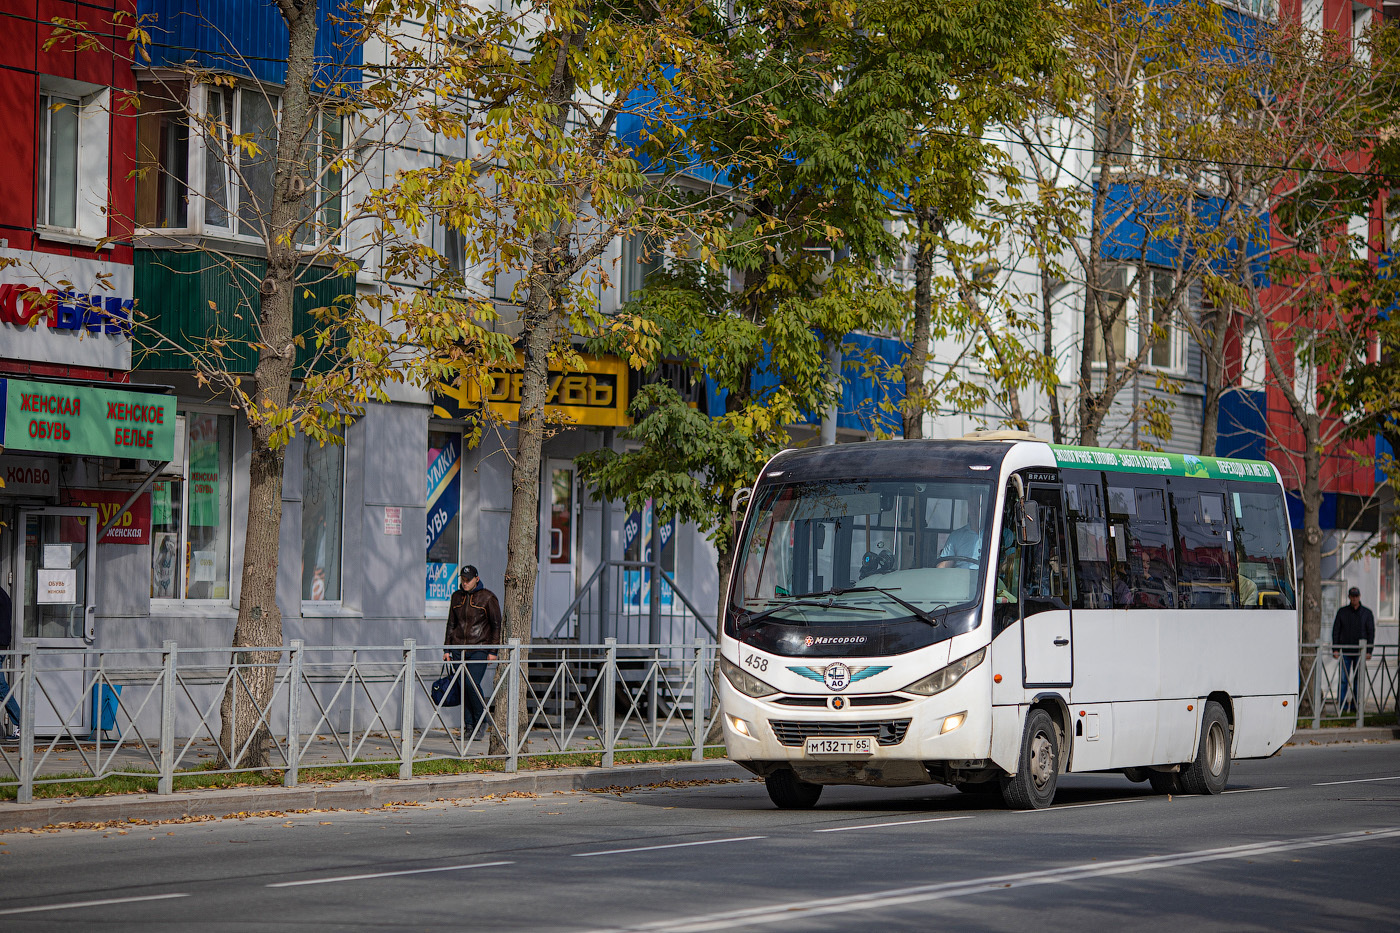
[734,478,992,623]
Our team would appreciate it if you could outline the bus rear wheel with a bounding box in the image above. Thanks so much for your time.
[1000,708,1060,810]
[766,769,822,809]
[1179,700,1232,795]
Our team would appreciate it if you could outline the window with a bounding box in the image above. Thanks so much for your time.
[1022,487,1070,615]
[38,93,79,229]
[1353,4,1373,64]
[138,81,343,242]
[1107,482,1177,609]
[1172,486,1239,608]
[136,82,190,228]
[151,413,234,600]
[426,431,462,612]
[1149,270,1183,372]
[1303,0,1324,32]
[622,231,664,299]
[1348,213,1369,259]
[1066,477,1113,609]
[1231,486,1296,609]
[1091,266,1129,364]
[301,433,345,602]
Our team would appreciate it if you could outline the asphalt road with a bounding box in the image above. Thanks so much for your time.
[0,742,1397,932]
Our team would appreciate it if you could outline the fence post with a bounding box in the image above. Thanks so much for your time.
[1311,645,1322,730]
[691,639,706,762]
[602,638,617,769]
[1356,640,1368,728]
[506,638,521,773]
[284,640,304,787]
[400,639,416,780]
[16,651,35,805]
[158,641,177,795]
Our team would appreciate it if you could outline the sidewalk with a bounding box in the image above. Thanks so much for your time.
[0,759,752,832]
[1288,725,1400,745]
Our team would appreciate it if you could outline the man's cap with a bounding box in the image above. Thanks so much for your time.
[1348,586,1361,596]
[462,565,479,579]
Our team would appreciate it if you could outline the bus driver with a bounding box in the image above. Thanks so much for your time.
[937,488,987,567]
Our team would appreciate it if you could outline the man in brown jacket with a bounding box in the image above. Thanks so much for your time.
[443,565,503,731]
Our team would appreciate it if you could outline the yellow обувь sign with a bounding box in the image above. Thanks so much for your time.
[439,353,631,427]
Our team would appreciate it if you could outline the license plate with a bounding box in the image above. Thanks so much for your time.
[804,736,873,756]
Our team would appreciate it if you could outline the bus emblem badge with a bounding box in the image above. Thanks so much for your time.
[831,696,845,710]
[824,663,852,692]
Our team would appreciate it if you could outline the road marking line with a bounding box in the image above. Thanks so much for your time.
[573,837,765,858]
[267,861,513,887]
[1314,775,1400,787]
[575,827,1400,933]
[814,816,973,833]
[1016,798,1147,812]
[0,894,189,916]
[1223,786,1287,794]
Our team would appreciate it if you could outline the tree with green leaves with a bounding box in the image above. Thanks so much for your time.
[47,2,514,765]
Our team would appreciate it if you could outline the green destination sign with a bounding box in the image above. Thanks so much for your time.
[1051,445,1277,483]
[2,378,176,461]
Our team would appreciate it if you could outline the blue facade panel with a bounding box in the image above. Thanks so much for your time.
[1213,388,1266,461]
[616,82,724,185]
[705,332,908,437]
[139,0,363,87]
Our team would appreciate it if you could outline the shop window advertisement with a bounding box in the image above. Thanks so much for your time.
[623,499,675,613]
[426,432,461,608]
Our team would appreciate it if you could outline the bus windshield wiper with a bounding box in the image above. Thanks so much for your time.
[739,598,883,628]
[804,585,941,626]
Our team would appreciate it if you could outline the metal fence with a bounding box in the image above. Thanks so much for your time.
[0,639,718,805]
[1299,641,1398,728]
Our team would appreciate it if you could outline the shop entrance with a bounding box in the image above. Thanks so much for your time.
[535,461,577,638]
[15,508,98,734]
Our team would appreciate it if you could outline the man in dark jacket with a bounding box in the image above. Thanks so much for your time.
[0,587,21,741]
[443,566,503,731]
[1332,586,1375,713]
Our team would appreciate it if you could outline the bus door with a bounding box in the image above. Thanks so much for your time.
[1021,484,1073,687]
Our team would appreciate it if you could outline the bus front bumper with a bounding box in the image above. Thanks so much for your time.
[718,676,993,787]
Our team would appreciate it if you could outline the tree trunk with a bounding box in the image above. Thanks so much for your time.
[902,209,935,440]
[1198,307,1230,457]
[1042,268,1063,445]
[218,1,319,769]
[1298,415,1323,717]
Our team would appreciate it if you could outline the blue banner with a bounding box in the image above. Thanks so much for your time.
[426,436,461,551]
[427,561,458,604]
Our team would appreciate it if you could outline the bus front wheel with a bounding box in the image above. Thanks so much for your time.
[1179,701,1232,795]
[766,769,822,809]
[1000,708,1060,810]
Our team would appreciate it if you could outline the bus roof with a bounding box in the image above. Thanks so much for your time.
[1051,445,1278,483]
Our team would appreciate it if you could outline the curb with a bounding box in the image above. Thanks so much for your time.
[1287,726,1399,746]
[0,760,751,832]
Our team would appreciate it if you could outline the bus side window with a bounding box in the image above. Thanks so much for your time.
[1109,483,1177,609]
[1231,485,1296,609]
[1171,486,1238,609]
[1068,481,1113,609]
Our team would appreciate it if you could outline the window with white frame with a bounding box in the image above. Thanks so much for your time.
[301,433,345,602]
[1381,529,1397,621]
[38,93,78,229]
[1148,270,1185,373]
[38,78,110,239]
[136,80,343,243]
[151,413,235,601]
[1091,265,1129,364]
[1353,4,1373,64]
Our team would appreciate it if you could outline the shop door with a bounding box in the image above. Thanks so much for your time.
[536,461,577,638]
[17,508,98,734]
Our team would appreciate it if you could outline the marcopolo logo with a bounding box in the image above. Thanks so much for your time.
[803,635,868,647]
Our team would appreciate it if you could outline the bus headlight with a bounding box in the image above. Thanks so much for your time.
[901,649,986,696]
[720,656,780,698]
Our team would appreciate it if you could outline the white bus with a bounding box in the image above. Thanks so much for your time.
[719,435,1298,810]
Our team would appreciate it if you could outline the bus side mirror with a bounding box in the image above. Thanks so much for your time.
[1018,501,1042,546]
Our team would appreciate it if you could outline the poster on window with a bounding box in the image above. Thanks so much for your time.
[187,416,222,527]
[426,433,462,607]
[621,499,675,614]
[151,532,180,599]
